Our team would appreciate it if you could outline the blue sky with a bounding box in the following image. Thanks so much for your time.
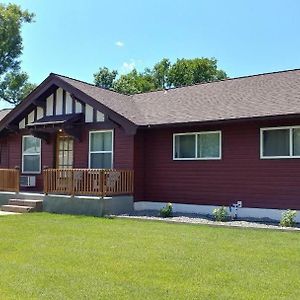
[1,0,300,108]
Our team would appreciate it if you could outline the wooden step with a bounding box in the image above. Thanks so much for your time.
[8,199,43,211]
[1,205,34,213]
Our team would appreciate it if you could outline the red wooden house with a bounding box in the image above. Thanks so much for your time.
[0,69,300,220]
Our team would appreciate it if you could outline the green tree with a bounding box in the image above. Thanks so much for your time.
[94,57,227,95]
[168,57,227,87]
[0,3,35,105]
[152,58,171,89]
[93,67,118,89]
[0,70,37,105]
[113,69,156,95]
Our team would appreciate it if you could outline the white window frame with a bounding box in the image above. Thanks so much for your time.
[173,130,222,160]
[260,125,300,159]
[88,130,114,169]
[22,135,41,174]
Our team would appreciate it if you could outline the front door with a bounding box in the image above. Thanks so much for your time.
[56,133,74,169]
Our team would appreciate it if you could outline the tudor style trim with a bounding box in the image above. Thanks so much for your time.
[0,73,138,135]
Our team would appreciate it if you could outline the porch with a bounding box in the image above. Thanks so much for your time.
[0,168,134,216]
[0,168,134,196]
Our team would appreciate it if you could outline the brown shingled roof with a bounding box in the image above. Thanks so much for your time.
[131,69,300,125]
[1,70,299,132]
[56,69,300,126]
[54,74,142,123]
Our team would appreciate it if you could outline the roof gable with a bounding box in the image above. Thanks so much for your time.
[1,69,300,131]
[0,74,138,134]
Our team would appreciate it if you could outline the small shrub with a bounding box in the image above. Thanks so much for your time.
[159,203,173,218]
[280,210,297,227]
[213,206,229,222]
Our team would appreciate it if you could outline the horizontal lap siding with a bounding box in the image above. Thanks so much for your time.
[2,126,134,192]
[0,138,8,168]
[134,131,145,200]
[114,129,134,169]
[74,127,134,169]
[138,119,300,209]
[3,134,54,191]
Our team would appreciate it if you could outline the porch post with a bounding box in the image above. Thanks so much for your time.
[14,166,20,193]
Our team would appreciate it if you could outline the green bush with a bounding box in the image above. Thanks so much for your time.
[212,206,229,222]
[159,203,173,218]
[280,210,297,227]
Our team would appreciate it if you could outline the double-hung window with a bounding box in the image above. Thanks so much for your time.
[22,135,41,173]
[173,131,221,160]
[89,130,113,168]
[261,126,300,158]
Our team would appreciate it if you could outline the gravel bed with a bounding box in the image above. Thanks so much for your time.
[113,210,300,231]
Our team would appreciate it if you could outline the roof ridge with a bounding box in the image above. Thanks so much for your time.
[132,68,300,96]
[51,68,300,98]
[50,72,131,98]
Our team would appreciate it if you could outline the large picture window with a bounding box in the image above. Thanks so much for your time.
[89,130,113,169]
[173,131,221,160]
[261,126,300,158]
[22,136,41,173]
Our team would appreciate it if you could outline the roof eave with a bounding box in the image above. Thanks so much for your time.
[137,113,300,129]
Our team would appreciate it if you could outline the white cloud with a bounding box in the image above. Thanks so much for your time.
[115,41,124,47]
[122,61,135,72]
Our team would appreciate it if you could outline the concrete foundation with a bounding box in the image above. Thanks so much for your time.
[0,192,134,217]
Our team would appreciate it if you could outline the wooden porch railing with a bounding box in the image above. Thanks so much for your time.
[43,169,134,196]
[0,168,20,192]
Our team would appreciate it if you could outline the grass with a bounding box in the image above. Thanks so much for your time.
[0,213,299,299]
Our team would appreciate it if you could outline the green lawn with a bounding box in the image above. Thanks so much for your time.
[0,214,299,299]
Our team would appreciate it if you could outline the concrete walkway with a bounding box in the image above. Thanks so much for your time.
[0,211,19,216]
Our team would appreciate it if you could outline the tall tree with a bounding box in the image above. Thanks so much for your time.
[152,58,171,89]
[168,57,227,87]
[0,3,35,105]
[93,67,118,89]
[113,69,156,95]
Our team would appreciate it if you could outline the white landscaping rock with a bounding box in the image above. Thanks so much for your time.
[114,214,300,231]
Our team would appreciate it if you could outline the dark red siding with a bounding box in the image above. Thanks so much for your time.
[1,126,134,192]
[134,119,300,210]
[0,137,9,168]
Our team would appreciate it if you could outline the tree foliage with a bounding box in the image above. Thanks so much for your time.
[0,3,35,105]
[0,70,37,105]
[168,58,227,87]
[93,67,117,89]
[113,69,156,95]
[93,57,227,95]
